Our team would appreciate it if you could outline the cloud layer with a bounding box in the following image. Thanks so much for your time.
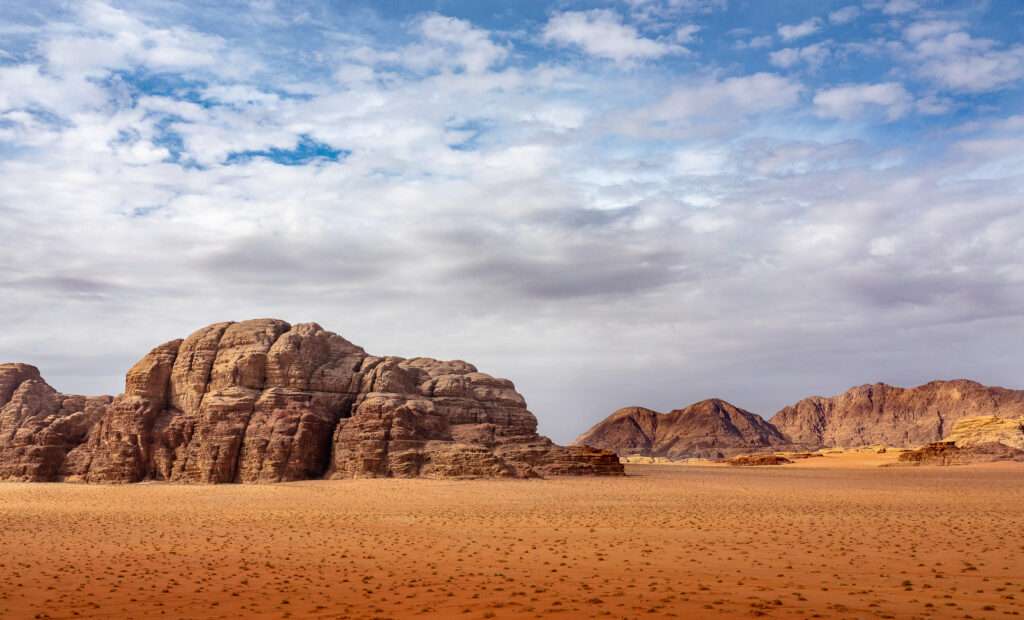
[1,0,1023,442]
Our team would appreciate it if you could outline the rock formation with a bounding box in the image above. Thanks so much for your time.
[0,364,112,481]
[897,441,1024,466]
[574,399,791,460]
[0,319,622,482]
[943,415,1024,450]
[770,380,1024,449]
[725,454,792,466]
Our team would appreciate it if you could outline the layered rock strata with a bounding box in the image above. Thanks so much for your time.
[0,320,622,482]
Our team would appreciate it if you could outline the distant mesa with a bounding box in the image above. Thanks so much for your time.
[897,441,1024,466]
[574,398,791,460]
[769,380,1024,449]
[577,380,1024,462]
[0,319,623,483]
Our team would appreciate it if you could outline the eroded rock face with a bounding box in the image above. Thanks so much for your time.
[944,416,1024,451]
[897,441,1024,466]
[0,364,112,482]
[575,399,791,460]
[770,380,1024,449]
[726,454,792,466]
[2,320,622,482]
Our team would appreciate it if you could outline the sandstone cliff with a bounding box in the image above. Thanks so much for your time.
[574,399,791,459]
[943,415,1024,450]
[0,319,622,482]
[770,380,1024,449]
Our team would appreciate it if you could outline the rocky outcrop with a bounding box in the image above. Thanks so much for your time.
[770,380,1024,449]
[0,364,112,482]
[575,399,791,460]
[1,319,622,482]
[897,441,1024,466]
[944,415,1024,450]
[726,454,792,466]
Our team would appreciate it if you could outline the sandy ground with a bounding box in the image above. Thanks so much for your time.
[2,459,1022,619]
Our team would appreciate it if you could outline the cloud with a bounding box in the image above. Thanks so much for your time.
[625,0,728,22]
[778,18,822,42]
[2,1,1024,443]
[866,0,920,16]
[542,9,684,64]
[414,14,508,74]
[736,35,772,50]
[903,24,1024,92]
[674,24,701,44]
[770,42,831,70]
[647,72,803,121]
[813,82,912,120]
[828,6,861,25]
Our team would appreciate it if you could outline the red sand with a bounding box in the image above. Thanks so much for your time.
[1,461,1022,619]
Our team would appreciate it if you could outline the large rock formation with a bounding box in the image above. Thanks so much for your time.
[770,380,1024,449]
[0,319,622,482]
[574,399,791,460]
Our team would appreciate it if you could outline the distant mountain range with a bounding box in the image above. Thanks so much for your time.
[577,380,1024,459]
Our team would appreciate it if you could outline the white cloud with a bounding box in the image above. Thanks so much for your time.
[44,0,231,76]
[673,147,729,176]
[675,24,701,45]
[778,18,822,42]
[770,42,831,70]
[813,82,912,120]
[736,35,773,50]
[828,6,861,25]
[415,14,508,74]
[906,27,1024,92]
[870,0,920,15]
[543,9,684,64]
[625,0,727,22]
[2,1,1024,444]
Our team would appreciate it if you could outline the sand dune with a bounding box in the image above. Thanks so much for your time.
[2,463,1023,619]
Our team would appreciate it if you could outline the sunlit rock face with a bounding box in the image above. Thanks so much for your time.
[0,319,622,482]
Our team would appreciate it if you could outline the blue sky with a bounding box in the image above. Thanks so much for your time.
[1,0,1023,441]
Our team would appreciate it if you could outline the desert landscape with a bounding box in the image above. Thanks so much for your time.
[3,455,1023,619]
[4,1,1024,619]
[4,320,1024,619]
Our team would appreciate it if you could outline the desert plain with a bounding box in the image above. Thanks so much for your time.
[2,453,1023,620]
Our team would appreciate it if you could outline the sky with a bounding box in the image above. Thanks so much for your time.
[1,0,1023,443]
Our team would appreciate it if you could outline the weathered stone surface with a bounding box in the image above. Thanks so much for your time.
[0,363,112,482]
[897,441,1024,466]
[944,415,1024,450]
[770,380,1024,449]
[575,399,791,460]
[2,319,622,482]
[726,454,793,466]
